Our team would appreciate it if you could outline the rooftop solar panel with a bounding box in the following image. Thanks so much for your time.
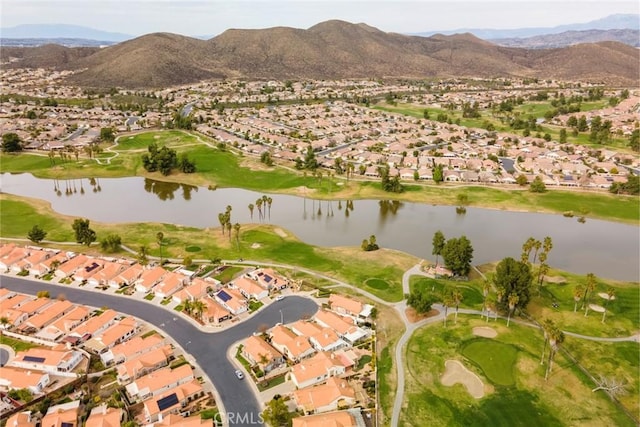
[157,393,179,411]
[217,290,231,302]
[61,423,74,427]
[23,356,46,363]
[264,275,273,283]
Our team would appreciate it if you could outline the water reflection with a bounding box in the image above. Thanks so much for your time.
[1,173,638,281]
[143,178,198,201]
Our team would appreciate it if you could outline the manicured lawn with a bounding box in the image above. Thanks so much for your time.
[248,300,263,312]
[461,339,517,386]
[257,373,287,391]
[410,276,484,309]
[144,293,155,300]
[115,130,201,151]
[356,354,373,371]
[200,408,219,420]
[0,335,39,352]
[212,266,244,283]
[365,278,391,290]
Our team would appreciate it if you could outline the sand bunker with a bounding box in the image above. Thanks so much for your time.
[472,326,498,338]
[251,243,261,249]
[441,360,485,398]
[274,228,287,237]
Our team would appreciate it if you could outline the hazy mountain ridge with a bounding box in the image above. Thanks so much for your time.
[493,29,640,48]
[414,13,639,39]
[3,20,638,89]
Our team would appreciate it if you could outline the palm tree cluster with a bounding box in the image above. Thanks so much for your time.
[183,299,206,323]
[253,195,273,221]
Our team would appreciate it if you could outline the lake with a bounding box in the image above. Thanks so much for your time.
[1,173,638,281]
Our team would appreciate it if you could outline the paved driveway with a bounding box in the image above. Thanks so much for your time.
[0,275,318,426]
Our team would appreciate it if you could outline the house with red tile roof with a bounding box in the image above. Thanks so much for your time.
[154,272,187,299]
[270,325,315,362]
[108,264,144,289]
[293,377,356,414]
[0,246,30,272]
[41,401,80,427]
[213,287,247,315]
[0,366,50,394]
[88,261,130,287]
[126,364,195,401]
[10,249,51,274]
[292,409,365,427]
[31,252,69,277]
[172,278,213,304]
[309,328,348,353]
[152,414,213,427]
[85,404,124,427]
[246,268,289,291]
[84,317,139,353]
[19,300,75,333]
[328,295,373,321]
[135,266,168,294]
[230,276,268,300]
[116,345,173,384]
[11,346,84,375]
[102,333,166,365]
[69,309,118,342]
[72,258,105,282]
[314,310,369,345]
[201,298,232,325]
[241,336,285,374]
[142,379,204,424]
[5,411,37,427]
[290,351,347,389]
[54,254,89,278]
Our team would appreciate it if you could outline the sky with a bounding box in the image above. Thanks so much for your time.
[1,0,639,37]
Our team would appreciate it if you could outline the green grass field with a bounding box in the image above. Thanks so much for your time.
[402,317,636,427]
[461,339,517,386]
[410,276,484,308]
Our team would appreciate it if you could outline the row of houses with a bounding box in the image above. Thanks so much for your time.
[239,294,374,415]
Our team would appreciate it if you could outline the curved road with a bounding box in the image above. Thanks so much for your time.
[0,275,318,427]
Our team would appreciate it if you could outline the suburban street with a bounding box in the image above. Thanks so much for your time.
[0,275,319,426]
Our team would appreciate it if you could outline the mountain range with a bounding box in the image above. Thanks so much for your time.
[493,29,640,49]
[2,20,638,89]
[414,13,639,39]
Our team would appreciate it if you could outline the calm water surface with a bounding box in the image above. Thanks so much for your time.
[1,173,638,281]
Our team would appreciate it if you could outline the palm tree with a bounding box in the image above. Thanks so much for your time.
[545,325,565,381]
[267,197,273,219]
[183,299,193,315]
[218,213,226,236]
[582,273,597,310]
[138,245,149,266]
[192,300,206,322]
[451,288,463,324]
[531,240,542,265]
[233,223,241,247]
[485,295,497,323]
[573,285,584,313]
[605,287,615,307]
[226,222,232,240]
[256,199,263,220]
[156,232,164,265]
[507,293,519,327]
[248,204,254,220]
[482,281,491,320]
[442,292,453,327]
[0,316,10,341]
[496,287,505,307]
[540,318,555,365]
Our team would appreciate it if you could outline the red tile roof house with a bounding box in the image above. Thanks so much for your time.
[290,351,347,389]
[11,346,84,375]
[30,251,68,277]
[85,404,124,427]
[328,295,374,322]
[241,335,285,374]
[0,366,50,394]
[142,379,204,424]
[15,297,55,318]
[0,246,30,272]
[246,268,289,291]
[213,287,248,316]
[135,266,168,294]
[314,309,370,345]
[68,309,118,343]
[83,317,139,354]
[41,401,80,427]
[292,377,356,415]
[125,364,195,401]
[309,328,348,353]
[87,261,130,287]
[108,263,144,289]
[35,306,91,343]
[116,345,173,384]
[72,258,106,283]
[229,276,269,300]
[10,249,51,274]
[155,272,188,299]
[172,278,213,304]
[201,298,232,325]
[54,254,89,278]
[18,300,75,334]
[270,325,315,363]
[101,333,167,366]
